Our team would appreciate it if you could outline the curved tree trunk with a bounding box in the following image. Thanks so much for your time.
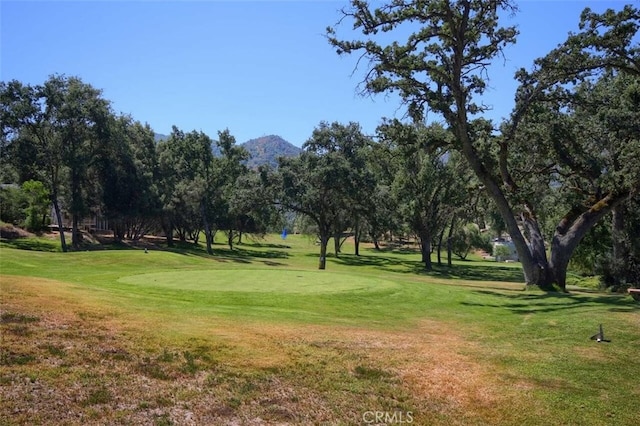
[521,208,555,290]
[549,191,631,291]
[457,128,549,288]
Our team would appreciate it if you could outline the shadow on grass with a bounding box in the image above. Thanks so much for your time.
[163,241,289,264]
[246,242,291,249]
[331,251,524,283]
[427,264,524,283]
[461,289,640,313]
[1,236,290,266]
[0,238,60,252]
[328,252,420,270]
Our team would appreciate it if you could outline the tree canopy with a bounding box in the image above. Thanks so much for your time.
[328,0,640,290]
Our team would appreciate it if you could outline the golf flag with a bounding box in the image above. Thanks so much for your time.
[281,228,288,240]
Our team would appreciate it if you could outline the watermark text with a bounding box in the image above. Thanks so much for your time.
[362,411,414,424]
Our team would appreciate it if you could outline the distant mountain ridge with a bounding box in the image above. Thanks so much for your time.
[242,135,301,169]
[153,132,301,168]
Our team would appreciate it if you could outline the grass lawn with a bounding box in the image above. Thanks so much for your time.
[1,233,638,425]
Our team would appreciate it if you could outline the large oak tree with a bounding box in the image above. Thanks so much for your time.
[328,0,639,290]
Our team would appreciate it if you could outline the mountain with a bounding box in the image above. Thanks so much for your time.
[152,132,300,168]
[241,135,301,169]
[154,133,168,142]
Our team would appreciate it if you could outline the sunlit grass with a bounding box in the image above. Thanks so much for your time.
[1,234,638,425]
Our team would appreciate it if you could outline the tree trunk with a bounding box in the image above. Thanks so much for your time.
[319,233,329,270]
[228,229,234,250]
[549,191,630,291]
[521,209,554,290]
[112,219,124,243]
[354,221,361,256]
[333,232,341,258]
[71,213,80,250]
[419,230,432,271]
[447,215,457,268]
[52,197,67,252]
[436,228,445,266]
[373,238,381,251]
[163,219,174,247]
[201,203,213,255]
[455,118,542,286]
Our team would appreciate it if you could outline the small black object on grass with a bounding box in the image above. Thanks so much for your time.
[590,324,611,343]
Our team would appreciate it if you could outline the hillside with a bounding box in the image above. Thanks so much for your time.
[154,133,168,142]
[242,135,301,168]
[153,133,300,168]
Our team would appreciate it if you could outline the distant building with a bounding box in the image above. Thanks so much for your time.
[492,238,519,262]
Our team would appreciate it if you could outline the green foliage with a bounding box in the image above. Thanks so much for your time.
[0,184,25,225]
[21,180,49,232]
[493,244,512,262]
[1,75,112,251]
[452,223,490,260]
[95,116,160,241]
[569,221,610,276]
[273,121,373,268]
[597,195,640,289]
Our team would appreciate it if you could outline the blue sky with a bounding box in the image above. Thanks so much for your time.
[1,1,630,146]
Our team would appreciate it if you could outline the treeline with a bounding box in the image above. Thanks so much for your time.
[0,76,492,265]
[0,76,285,254]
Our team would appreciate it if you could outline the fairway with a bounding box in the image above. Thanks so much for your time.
[118,269,401,294]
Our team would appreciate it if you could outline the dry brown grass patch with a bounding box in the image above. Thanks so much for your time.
[1,275,526,425]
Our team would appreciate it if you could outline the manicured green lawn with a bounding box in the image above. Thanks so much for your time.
[1,233,638,425]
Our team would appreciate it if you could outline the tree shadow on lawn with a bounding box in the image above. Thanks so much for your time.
[0,238,60,252]
[327,252,420,270]
[164,241,290,264]
[427,264,524,283]
[331,252,525,283]
[461,289,640,314]
[246,242,291,249]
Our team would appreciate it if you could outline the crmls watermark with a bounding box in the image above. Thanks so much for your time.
[362,411,414,424]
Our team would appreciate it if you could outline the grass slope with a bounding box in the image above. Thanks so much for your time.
[1,234,639,425]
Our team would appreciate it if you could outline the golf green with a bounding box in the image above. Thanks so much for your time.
[117,269,402,294]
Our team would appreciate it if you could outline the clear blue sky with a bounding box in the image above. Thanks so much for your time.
[0,1,629,146]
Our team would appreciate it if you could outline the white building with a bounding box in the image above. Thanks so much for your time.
[492,238,519,262]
